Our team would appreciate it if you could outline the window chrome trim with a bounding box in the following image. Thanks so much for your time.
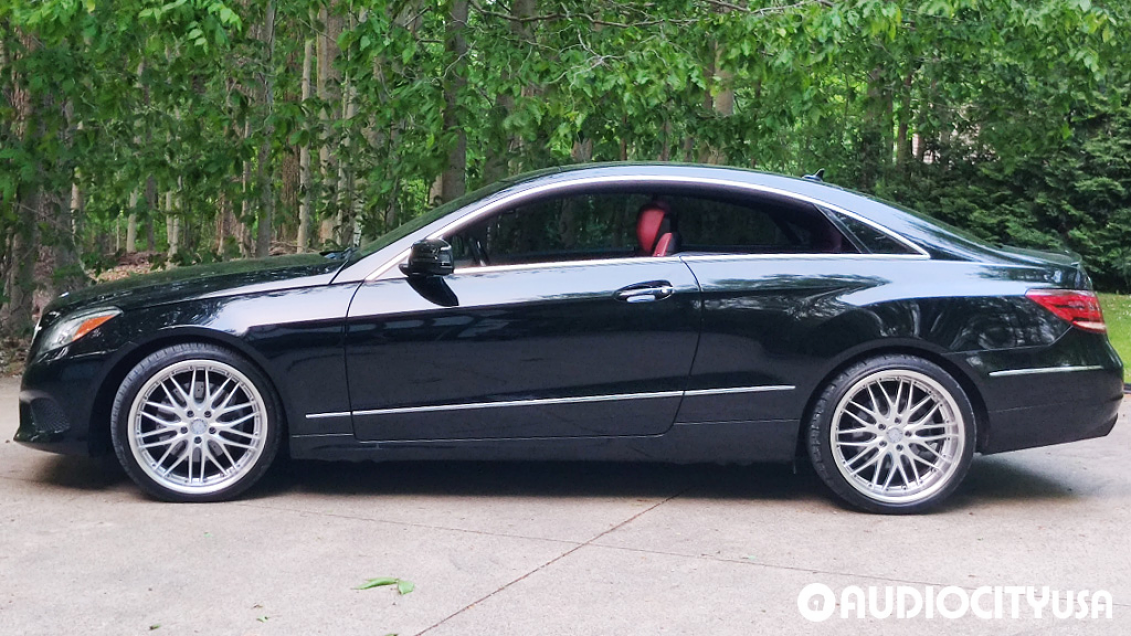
[450,255,685,277]
[306,385,797,419]
[365,174,930,280]
[677,253,926,263]
[988,365,1105,378]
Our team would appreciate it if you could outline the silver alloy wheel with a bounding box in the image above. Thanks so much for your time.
[830,369,966,505]
[127,359,268,495]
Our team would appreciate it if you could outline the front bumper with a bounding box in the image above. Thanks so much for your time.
[15,349,111,457]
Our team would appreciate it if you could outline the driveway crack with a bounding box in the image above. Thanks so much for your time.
[415,487,688,635]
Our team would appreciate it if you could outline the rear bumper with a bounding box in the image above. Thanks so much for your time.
[979,367,1123,454]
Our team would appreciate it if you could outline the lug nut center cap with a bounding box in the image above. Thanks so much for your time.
[885,428,903,444]
[190,419,208,435]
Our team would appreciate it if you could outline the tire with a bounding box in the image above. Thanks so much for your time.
[807,354,976,514]
[110,343,282,502]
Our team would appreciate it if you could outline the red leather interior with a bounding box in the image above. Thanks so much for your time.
[652,233,674,257]
[636,207,667,255]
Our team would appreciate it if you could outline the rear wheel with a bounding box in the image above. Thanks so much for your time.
[807,355,976,514]
[111,343,281,502]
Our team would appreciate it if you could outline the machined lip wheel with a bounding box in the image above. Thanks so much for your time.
[830,369,966,505]
[127,359,268,496]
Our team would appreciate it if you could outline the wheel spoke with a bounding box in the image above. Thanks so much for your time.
[905,403,941,430]
[171,375,192,405]
[207,378,233,410]
[215,441,239,472]
[216,402,253,417]
[906,453,922,484]
[848,450,882,476]
[843,407,880,428]
[145,401,180,415]
[219,428,259,441]
[140,411,178,427]
[881,455,899,489]
[138,434,181,450]
[217,412,257,428]
[908,453,945,472]
[837,439,878,447]
[915,432,959,442]
[217,438,258,451]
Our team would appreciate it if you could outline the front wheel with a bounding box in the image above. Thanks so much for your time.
[110,343,282,502]
[807,355,976,514]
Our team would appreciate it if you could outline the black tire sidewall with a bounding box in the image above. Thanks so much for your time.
[807,355,976,514]
[110,343,282,502]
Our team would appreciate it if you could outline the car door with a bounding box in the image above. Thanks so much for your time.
[345,191,701,441]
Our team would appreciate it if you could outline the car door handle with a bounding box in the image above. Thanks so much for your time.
[614,281,675,303]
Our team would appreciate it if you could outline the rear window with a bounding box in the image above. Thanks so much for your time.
[669,195,854,255]
[829,210,920,255]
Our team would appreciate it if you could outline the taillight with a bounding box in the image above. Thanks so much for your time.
[1025,289,1107,333]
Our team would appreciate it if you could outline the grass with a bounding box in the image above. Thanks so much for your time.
[1099,293,1131,382]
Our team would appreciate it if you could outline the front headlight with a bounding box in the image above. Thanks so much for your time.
[39,307,122,353]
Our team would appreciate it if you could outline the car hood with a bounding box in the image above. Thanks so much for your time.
[45,254,345,318]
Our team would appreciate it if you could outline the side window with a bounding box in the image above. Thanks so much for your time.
[829,210,920,255]
[673,196,854,255]
[448,193,645,268]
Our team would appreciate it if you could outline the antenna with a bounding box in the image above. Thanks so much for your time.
[803,168,825,182]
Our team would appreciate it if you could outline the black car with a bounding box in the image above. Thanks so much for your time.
[15,163,1124,513]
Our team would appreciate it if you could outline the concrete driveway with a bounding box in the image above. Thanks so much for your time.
[1,376,1128,635]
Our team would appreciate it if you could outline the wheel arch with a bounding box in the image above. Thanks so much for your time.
[794,342,990,460]
[89,328,290,457]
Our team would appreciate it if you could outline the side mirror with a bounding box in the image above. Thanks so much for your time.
[400,239,454,277]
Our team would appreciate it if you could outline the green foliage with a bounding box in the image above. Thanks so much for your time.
[2,0,1131,317]
[1099,294,1131,381]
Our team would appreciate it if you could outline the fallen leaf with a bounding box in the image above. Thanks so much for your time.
[356,577,414,595]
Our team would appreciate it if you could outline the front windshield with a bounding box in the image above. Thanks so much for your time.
[355,181,515,258]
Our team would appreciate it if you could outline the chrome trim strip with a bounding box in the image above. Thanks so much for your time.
[349,385,796,417]
[988,365,1104,378]
[453,255,685,276]
[366,174,930,280]
[678,253,926,263]
[304,411,352,420]
[354,390,683,416]
[684,385,796,396]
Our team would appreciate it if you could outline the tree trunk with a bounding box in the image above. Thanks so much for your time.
[255,1,277,258]
[240,119,253,255]
[126,191,138,254]
[860,65,886,191]
[297,37,313,253]
[440,0,469,203]
[317,5,343,244]
[166,191,179,257]
[896,65,915,172]
[145,177,157,251]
